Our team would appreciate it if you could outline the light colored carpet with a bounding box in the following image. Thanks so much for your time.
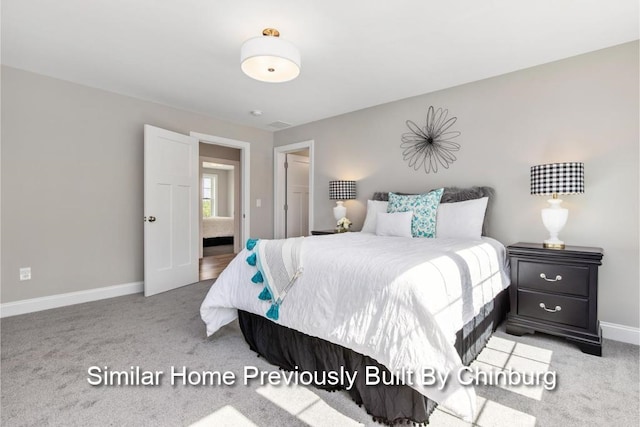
[1,281,638,427]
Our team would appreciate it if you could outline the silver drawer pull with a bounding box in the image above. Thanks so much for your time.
[540,273,562,282]
[539,303,562,313]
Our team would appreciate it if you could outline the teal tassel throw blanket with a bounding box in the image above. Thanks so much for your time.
[246,253,256,266]
[266,304,280,320]
[244,236,305,321]
[258,286,272,301]
[246,238,259,251]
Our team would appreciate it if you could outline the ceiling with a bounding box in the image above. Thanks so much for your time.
[2,1,638,131]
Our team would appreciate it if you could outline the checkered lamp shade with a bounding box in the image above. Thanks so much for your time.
[329,180,356,200]
[530,162,584,195]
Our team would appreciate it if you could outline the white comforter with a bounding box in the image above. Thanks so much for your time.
[203,216,234,238]
[200,233,510,420]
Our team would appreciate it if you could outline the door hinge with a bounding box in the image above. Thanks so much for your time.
[284,204,288,212]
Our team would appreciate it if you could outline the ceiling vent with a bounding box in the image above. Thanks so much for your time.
[268,121,292,129]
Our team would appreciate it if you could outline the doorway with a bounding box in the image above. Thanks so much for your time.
[199,155,240,257]
[143,126,251,294]
[191,133,251,280]
[274,140,314,238]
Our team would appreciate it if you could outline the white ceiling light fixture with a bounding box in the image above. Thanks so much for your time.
[241,28,301,83]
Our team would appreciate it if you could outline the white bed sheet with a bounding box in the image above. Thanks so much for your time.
[203,216,234,238]
[200,233,510,420]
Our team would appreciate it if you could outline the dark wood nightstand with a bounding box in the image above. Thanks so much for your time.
[505,242,604,356]
[311,229,340,235]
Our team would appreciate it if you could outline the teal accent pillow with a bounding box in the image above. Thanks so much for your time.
[387,189,444,237]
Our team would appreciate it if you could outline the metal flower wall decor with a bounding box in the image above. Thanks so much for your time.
[400,106,461,174]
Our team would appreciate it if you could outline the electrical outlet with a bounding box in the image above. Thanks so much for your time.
[19,267,31,281]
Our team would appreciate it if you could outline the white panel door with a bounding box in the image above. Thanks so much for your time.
[286,154,310,237]
[144,125,199,296]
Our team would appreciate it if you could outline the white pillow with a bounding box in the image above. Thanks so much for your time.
[436,197,488,239]
[361,200,389,233]
[376,211,413,238]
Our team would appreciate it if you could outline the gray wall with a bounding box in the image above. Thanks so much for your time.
[275,42,639,328]
[1,66,274,303]
[199,142,241,162]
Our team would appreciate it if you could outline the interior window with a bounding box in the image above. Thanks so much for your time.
[202,174,217,218]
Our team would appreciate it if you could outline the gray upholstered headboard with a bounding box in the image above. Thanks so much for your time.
[372,186,495,236]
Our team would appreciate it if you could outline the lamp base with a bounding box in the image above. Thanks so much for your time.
[333,201,347,222]
[541,198,568,251]
[543,240,565,250]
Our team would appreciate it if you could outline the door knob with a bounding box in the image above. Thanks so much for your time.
[148,216,156,222]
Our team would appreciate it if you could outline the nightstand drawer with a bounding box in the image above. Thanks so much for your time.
[518,290,588,329]
[518,261,589,296]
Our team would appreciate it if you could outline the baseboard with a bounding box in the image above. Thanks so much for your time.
[601,321,640,345]
[2,284,637,346]
[0,281,143,318]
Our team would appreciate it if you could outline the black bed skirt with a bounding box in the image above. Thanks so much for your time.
[203,236,234,247]
[238,288,509,425]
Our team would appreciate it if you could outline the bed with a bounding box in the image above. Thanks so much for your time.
[200,187,510,424]
[203,216,234,246]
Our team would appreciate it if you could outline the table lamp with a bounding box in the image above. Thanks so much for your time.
[530,162,584,249]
